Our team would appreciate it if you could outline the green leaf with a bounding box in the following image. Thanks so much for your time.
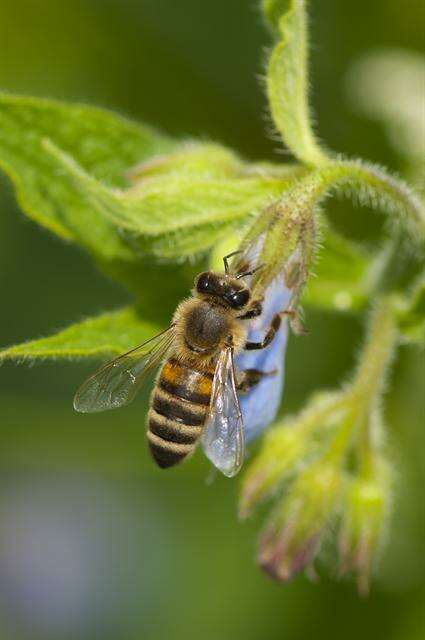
[133,218,250,259]
[397,274,425,346]
[304,225,371,311]
[265,0,328,166]
[45,140,291,258]
[0,307,161,360]
[0,92,174,259]
[127,141,243,181]
[0,257,201,362]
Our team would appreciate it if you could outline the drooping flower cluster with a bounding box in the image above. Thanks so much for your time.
[240,299,397,593]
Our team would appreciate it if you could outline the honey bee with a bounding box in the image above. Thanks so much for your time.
[74,252,290,477]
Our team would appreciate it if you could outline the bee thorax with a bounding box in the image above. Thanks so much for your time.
[184,301,230,352]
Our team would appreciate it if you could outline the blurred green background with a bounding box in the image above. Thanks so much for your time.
[0,1,423,639]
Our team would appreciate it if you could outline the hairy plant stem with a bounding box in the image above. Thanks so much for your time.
[351,297,398,408]
[326,297,398,466]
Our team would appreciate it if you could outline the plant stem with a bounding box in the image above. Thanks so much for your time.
[351,297,398,409]
[325,297,398,465]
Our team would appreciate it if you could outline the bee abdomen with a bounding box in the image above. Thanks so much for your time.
[148,409,203,445]
[152,389,205,427]
[147,358,214,469]
[158,358,213,406]
[147,428,195,469]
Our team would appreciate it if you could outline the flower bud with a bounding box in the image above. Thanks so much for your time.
[338,468,390,596]
[239,427,306,519]
[239,391,344,519]
[258,462,343,582]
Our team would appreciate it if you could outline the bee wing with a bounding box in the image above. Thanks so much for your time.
[202,347,245,478]
[73,325,175,413]
[236,275,293,442]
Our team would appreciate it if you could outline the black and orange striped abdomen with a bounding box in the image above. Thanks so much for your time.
[147,358,214,468]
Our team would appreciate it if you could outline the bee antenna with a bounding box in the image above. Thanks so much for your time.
[223,250,243,274]
[236,263,266,279]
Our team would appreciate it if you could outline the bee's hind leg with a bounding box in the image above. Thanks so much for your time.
[237,368,277,393]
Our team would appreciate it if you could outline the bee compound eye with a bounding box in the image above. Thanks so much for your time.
[228,289,250,309]
[196,272,212,293]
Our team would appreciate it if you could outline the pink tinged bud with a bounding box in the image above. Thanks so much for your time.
[239,470,268,520]
[257,463,342,582]
[258,519,321,583]
[338,474,389,596]
[338,528,374,597]
[356,534,374,597]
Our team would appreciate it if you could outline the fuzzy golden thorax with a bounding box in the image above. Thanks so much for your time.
[171,297,248,368]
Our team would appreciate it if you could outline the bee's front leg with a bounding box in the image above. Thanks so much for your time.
[237,300,262,320]
[237,368,277,393]
[244,313,282,350]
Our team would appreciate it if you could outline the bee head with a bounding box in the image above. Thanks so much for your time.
[195,271,251,310]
